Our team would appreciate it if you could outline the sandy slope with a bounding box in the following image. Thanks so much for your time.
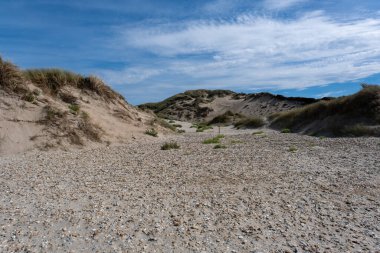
[0,129,379,252]
[0,85,159,156]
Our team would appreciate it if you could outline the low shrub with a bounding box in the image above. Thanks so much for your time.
[145,128,158,137]
[214,144,226,149]
[193,123,213,132]
[22,92,35,103]
[161,141,180,150]
[288,146,297,152]
[252,131,264,135]
[203,134,224,144]
[281,128,291,133]
[69,104,80,115]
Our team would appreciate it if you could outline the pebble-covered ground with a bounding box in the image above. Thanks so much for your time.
[0,129,379,252]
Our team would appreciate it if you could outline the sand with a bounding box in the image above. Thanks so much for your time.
[0,128,379,252]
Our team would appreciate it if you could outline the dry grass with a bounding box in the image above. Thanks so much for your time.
[0,56,27,93]
[78,112,102,142]
[270,85,380,136]
[161,141,180,150]
[23,69,123,101]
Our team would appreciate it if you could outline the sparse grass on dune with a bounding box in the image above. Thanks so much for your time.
[269,85,380,137]
[0,56,27,93]
[23,69,123,101]
[145,128,158,137]
[203,134,224,144]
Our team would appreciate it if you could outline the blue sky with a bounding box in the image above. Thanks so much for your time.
[1,0,380,104]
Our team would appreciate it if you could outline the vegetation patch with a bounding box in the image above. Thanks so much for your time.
[0,56,26,93]
[288,146,298,152]
[252,131,264,135]
[21,92,36,103]
[193,123,213,132]
[214,144,227,149]
[152,118,176,131]
[23,69,123,101]
[145,128,158,137]
[161,141,180,150]
[269,85,380,137]
[281,128,291,133]
[68,104,80,115]
[203,134,224,144]
[78,112,102,142]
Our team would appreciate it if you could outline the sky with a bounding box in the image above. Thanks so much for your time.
[1,0,380,104]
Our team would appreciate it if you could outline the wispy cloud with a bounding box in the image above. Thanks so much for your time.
[263,0,307,10]
[108,12,380,92]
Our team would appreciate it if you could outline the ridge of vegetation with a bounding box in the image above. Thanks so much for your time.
[269,84,380,136]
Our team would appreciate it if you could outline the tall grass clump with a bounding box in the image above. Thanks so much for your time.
[145,128,158,137]
[0,56,26,92]
[23,69,123,100]
[161,141,180,150]
[269,84,380,136]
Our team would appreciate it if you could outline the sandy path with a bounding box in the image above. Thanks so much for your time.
[0,130,379,252]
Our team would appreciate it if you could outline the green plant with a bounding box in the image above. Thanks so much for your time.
[169,120,175,123]
[172,124,182,128]
[145,128,158,137]
[281,128,291,133]
[177,129,186,133]
[161,142,180,150]
[288,146,297,152]
[214,144,226,149]
[193,123,213,132]
[68,104,80,115]
[152,118,176,131]
[234,117,265,129]
[22,92,35,102]
[203,135,224,144]
[252,131,264,135]
[44,105,64,122]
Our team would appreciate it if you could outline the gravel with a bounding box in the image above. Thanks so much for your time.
[0,129,379,252]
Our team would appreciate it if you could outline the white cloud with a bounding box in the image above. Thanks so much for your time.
[112,12,380,91]
[101,67,162,85]
[263,0,307,10]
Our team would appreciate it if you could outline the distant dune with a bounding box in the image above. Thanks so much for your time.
[139,89,320,122]
[140,86,380,137]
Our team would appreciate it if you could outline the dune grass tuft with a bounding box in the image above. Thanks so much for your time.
[161,141,180,150]
[0,56,26,92]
